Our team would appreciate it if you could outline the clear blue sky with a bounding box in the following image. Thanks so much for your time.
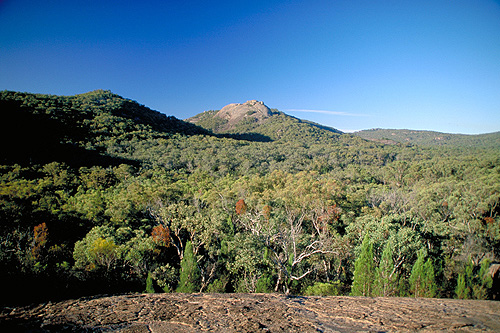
[1,0,500,134]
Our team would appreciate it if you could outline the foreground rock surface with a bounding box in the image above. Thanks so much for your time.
[1,293,500,332]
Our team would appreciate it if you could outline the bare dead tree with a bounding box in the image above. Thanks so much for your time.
[264,206,339,294]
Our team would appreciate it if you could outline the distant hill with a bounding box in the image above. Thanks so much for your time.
[187,100,343,142]
[354,128,500,148]
[0,90,209,165]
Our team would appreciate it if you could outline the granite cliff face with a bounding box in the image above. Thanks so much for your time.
[186,100,277,134]
[215,100,272,124]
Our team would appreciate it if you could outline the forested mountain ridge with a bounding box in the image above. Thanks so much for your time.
[0,90,209,165]
[187,100,343,142]
[1,90,208,136]
[0,91,499,306]
[355,128,500,148]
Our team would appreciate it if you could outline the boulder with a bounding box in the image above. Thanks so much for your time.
[215,100,272,126]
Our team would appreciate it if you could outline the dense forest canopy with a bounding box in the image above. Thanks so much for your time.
[1,90,499,305]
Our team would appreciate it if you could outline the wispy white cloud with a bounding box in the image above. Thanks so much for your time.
[284,109,367,117]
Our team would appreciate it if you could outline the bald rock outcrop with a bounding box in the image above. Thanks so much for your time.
[2,293,500,332]
[215,100,272,127]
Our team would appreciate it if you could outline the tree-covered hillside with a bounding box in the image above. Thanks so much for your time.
[187,100,342,142]
[1,91,499,305]
[355,128,500,148]
[0,90,208,166]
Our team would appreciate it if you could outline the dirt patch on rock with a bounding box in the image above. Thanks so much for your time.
[1,293,499,332]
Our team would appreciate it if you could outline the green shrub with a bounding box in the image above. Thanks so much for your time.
[151,264,177,293]
[206,276,229,293]
[145,272,155,293]
[304,281,342,296]
[255,274,273,293]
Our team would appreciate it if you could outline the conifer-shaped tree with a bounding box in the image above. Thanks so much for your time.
[409,249,436,298]
[456,273,468,299]
[456,258,493,300]
[456,259,473,299]
[176,241,201,293]
[473,258,493,300]
[422,258,437,298]
[374,240,399,297]
[145,272,155,293]
[351,234,375,296]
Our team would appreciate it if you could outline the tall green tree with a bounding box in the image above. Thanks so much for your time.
[456,258,494,300]
[409,250,436,298]
[455,273,468,299]
[145,272,155,293]
[473,258,493,300]
[374,240,399,297]
[351,234,375,296]
[73,226,121,273]
[176,241,200,293]
[456,259,474,299]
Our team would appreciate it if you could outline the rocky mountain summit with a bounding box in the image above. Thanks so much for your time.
[187,100,276,134]
[186,100,342,141]
[216,100,273,125]
[2,293,500,332]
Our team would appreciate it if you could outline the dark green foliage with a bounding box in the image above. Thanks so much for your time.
[176,241,200,293]
[0,90,208,166]
[0,90,499,304]
[255,274,273,293]
[475,259,493,300]
[409,250,436,298]
[456,273,468,299]
[456,258,494,300]
[207,276,230,293]
[351,234,375,296]
[304,281,343,296]
[145,272,155,293]
[373,240,399,297]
